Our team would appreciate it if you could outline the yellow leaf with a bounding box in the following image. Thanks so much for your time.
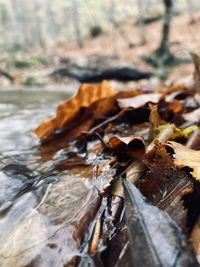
[167,141,200,181]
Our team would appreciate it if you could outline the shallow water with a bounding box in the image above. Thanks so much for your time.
[0,86,93,267]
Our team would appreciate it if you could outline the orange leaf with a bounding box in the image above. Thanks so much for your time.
[34,81,116,139]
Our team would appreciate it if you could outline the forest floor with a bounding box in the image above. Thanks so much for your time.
[1,10,200,88]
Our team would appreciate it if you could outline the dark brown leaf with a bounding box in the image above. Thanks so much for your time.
[123,179,198,267]
[141,141,193,209]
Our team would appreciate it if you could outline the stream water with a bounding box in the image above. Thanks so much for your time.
[0,86,92,267]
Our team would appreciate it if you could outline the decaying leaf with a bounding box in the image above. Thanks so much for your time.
[165,199,187,231]
[191,216,200,263]
[141,141,193,209]
[31,60,200,267]
[123,179,198,267]
[108,135,145,159]
[167,141,200,181]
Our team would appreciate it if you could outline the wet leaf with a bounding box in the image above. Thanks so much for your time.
[165,200,187,231]
[112,161,145,198]
[191,216,200,263]
[34,81,116,140]
[123,179,198,267]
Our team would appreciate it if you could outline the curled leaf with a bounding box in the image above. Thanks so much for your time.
[108,135,145,159]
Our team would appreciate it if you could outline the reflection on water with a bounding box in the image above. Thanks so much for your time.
[0,86,93,267]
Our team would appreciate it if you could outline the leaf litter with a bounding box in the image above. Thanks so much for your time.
[4,56,200,266]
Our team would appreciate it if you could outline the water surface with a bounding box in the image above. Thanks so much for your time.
[0,86,92,267]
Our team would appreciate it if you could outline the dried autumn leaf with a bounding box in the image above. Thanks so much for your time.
[192,53,200,93]
[141,142,193,209]
[186,129,200,150]
[112,161,145,198]
[151,124,198,144]
[108,135,145,159]
[149,103,161,127]
[34,81,116,139]
[155,84,189,95]
[167,141,200,181]
[183,108,200,122]
[117,93,162,109]
[168,99,183,113]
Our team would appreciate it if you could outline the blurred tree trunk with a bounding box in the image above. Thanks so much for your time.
[144,0,176,69]
[72,0,84,48]
[156,0,172,57]
[186,0,195,24]
[108,0,133,48]
[137,0,146,45]
[33,1,46,49]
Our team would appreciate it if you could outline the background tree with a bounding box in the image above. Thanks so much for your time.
[136,0,146,45]
[144,0,176,69]
[71,0,84,48]
[186,0,195,24]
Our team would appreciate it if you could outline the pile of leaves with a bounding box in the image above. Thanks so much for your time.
[34,62,200,266]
